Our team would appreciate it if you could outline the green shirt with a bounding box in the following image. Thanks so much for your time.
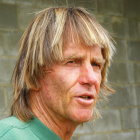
[0,116,61,140]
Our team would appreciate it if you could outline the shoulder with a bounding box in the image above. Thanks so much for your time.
[0,116,30,139]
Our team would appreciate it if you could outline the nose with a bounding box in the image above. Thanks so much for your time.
[78,64,100,87]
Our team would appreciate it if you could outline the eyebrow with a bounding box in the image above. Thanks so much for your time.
[63,54,84,61]
[63,54,105,65]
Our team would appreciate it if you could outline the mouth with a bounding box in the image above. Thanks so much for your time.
[79,95,93,100]
[75,94,94,106]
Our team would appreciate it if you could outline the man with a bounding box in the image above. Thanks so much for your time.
[0,7,115,140]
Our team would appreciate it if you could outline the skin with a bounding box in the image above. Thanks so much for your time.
[31,41,104,140]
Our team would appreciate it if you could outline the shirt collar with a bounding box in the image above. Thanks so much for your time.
[30,117,61,140]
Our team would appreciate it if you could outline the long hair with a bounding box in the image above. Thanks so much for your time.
[11,7,115,121]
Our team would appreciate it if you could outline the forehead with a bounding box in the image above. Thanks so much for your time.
[62,26,103,59]
[63,41,103,59]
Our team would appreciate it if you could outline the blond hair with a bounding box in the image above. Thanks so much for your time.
[11,7,115,121]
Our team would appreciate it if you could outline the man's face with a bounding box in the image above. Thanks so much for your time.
[39,41,104,124]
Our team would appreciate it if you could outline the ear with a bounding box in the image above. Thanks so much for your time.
[42,66,53,73]
[30,87,40,92]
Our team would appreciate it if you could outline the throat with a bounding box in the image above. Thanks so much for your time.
[29,92,77,140]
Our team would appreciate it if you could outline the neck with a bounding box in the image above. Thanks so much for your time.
[29,92,78,140]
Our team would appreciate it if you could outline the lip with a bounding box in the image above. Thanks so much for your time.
[74,93,95,106]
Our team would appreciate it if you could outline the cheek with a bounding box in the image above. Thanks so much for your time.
[99,73,102,83]
[55,68,80,89]
[96,73,102,93]
[40,67,80,103]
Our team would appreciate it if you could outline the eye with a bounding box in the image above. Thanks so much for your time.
[91,62,101,69]
[67,60,75,64]
[65,59,81,66]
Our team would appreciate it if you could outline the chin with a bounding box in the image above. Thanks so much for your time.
[72,109,93,123]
